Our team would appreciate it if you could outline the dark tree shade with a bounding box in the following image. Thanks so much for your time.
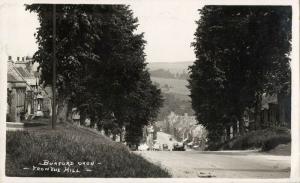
[26,4,163,145]
[189,6,291,143]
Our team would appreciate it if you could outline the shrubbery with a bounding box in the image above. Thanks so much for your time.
[261,135,291,151]
[215,127,291,151]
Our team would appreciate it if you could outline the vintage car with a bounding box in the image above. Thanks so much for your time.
[153,142,160,151]
[162,143,169,151]
[138,144,149,151]
[172,142,185,151]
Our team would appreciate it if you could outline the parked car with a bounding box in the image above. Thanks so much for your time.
[162,143,169,151]
[129,144,138,151]
[138,144,149,151]
[193,145,200,150]
[173,142,185,151]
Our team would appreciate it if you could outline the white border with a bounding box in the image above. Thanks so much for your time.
[290,0,300,180]
[0,0,299,183]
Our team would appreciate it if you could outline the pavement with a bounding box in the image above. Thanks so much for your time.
[6,118,51,131]
[136,132,291,178]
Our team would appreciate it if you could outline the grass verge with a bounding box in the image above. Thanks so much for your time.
[6,122,170,177]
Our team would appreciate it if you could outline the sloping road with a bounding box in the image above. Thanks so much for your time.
[137,132,290,178]
[137,150,290,178]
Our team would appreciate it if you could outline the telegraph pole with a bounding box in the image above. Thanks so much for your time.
[52,4,57,129]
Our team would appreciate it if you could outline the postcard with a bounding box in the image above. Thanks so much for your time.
[0,0,299,182]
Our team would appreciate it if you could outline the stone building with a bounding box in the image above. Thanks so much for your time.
[7,56,51,122]
[260,93,291,128]
[7,58,27,122]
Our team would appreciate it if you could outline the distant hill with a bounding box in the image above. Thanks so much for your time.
[148,62,192,96]
[151,77,190,96]
[148,62,194,121]
[149,69,189,80]
[147,61,193,75]
[149,69,175,79]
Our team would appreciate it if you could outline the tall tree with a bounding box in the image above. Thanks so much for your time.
[189,6,291,144]
[26,4,163,144]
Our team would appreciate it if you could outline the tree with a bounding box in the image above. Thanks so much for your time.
[123,71,163,145]
[26,4,103,121]
[26,4,163,144]
[189,6,291,144]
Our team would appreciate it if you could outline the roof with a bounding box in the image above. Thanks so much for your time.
[15,67,32,78]
[7,74,17,82]
[7,62,26,83]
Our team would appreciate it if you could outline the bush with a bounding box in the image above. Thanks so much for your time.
[262,135,291,151]
[6,124,170,177]
[217,127,291,151]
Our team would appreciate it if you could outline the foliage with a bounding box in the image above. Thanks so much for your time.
[149,69,176,79]
[6,124,170,177]
[175,71,189,80]
[189,6,291,143]
[122,71,163,144]
[261,135,291,151]
[210,127,291,151]
[25,4,163,145]
[149,69,189,80]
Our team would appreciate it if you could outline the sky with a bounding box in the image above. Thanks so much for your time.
[0,2,203,63]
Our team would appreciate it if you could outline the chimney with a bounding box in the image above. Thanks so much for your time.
[8,56,12,61]
[17,57,20,61]
[22,57,25,62]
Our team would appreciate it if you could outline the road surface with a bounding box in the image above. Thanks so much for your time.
[136,132,290,178]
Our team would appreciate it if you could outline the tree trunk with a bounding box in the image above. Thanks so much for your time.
[66,101,73,122]
[104,129,109,136]
[112,134,116,141]
[57,97,69,123]
[120,132,123,142]
[90,114,96,128]
[80,111,86,126]
[254,93,262,130]
[238,117,245,135]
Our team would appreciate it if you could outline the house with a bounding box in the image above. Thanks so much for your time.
[221,92,291,142]
[7,56,52,122]
[7,58,27,122]
[260,93,291,128]
[160,112,207,149]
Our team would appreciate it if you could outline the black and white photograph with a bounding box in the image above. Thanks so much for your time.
[0,0,299,182]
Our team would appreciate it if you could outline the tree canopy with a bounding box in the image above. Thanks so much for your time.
[26,4,163,145]
[188,6,291,143]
